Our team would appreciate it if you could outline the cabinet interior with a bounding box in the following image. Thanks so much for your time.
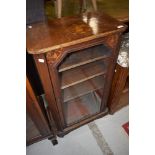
[58,44,111,125]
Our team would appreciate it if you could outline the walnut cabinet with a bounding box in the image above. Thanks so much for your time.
[26,12,127,137]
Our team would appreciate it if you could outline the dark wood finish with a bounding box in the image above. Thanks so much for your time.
[27,12,127,136]
[100,33,122,111]
[45,34,122,128]
[108,64,129,114]
[26,12,126,54]
[33,54,64,131]
[26,77,57,145]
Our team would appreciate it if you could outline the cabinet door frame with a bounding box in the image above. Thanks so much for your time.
[46,34,119,125]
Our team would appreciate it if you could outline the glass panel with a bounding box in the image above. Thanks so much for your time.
[58,44,110,125]
[64,88,104,125]
[62,75,105,102]
[61,60,108,89]
[59,44,111,72]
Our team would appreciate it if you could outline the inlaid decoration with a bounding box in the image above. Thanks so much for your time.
[46,49,63,64]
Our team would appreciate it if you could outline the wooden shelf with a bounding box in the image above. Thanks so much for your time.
[59,44,111,72]
[64,92,102,125]
[63,75,105,102]
[61,60,108,89]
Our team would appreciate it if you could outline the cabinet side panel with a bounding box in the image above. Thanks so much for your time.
[108,64,129,113]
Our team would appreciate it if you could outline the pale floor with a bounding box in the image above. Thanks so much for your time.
[27,106,129,155]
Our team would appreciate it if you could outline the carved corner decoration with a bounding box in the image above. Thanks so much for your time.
[46,48,64,64]
[45,34,120,65]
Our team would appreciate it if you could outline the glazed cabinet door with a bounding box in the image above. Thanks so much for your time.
[58,45,111,125]
[46,40,116,127]
[26,77,52,145]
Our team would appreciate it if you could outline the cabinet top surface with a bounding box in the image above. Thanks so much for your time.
[26,12,126,54]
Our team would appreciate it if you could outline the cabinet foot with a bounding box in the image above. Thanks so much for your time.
[48,137,58,145]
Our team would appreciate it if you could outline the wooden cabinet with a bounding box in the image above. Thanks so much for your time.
[108,32,129,114]
[108,63,129,114]
[26,77,58,145]
[26,12,127,136]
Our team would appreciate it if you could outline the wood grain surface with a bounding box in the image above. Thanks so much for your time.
[26,12,126,54]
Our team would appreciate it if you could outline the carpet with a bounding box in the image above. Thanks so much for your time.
[122,122,129,135]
